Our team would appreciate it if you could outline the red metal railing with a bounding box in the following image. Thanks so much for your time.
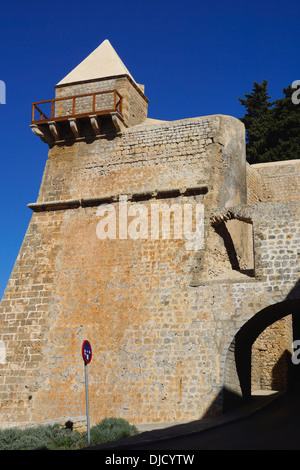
[31,89,123,124]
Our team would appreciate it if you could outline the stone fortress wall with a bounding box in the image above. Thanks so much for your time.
[0,40,299,429]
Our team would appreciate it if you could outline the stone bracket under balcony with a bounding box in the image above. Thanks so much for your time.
[30,90,125,145]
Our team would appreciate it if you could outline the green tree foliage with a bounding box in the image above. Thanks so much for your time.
[239,80,300,163]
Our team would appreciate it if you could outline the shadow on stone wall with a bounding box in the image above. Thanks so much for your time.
[219,280,300,416]
[202,385,282,419]
[203,349,297,419]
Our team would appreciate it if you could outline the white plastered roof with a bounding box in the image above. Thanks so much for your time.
[56,39,135,86]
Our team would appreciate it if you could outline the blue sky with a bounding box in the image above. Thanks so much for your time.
[0,0,299,298]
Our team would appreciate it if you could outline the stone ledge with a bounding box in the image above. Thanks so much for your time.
[28,184,209,212]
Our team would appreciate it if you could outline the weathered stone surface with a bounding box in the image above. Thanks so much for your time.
[0,42,299,429]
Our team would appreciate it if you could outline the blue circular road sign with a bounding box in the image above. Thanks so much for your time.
[82,340,92,364]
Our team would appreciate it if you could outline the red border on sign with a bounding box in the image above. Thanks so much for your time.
[82,340,92,364]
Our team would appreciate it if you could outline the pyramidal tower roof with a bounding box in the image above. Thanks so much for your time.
[56,39,135,86]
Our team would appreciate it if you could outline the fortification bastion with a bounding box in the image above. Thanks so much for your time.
[0,40,299,429]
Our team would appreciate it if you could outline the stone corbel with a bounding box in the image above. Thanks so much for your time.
[68,118,81,139]
[30,124,45,139]
[30,124,53,145]
[48,121,60,141]
[111,112,124,133]
[89,115,101,136]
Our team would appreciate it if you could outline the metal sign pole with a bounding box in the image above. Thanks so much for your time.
[82,340,92,447]
[85,362,90,446]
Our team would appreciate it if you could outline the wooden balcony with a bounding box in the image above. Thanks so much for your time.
[30,90,125,145]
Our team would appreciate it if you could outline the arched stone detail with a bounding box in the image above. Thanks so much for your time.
[221,299,300,411]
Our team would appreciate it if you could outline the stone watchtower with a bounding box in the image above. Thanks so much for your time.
[1,39,298,430]
[31,39,149,144]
